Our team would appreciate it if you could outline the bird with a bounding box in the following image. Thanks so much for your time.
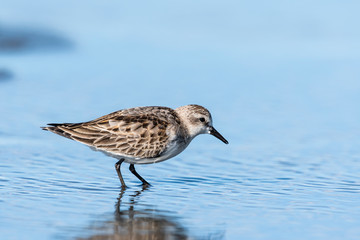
[42,104,228,188]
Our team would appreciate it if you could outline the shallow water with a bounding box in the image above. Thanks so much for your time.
[1,1,360,239]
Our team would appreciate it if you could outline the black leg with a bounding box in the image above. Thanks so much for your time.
[115,159,126,188]
[129,164,150,186]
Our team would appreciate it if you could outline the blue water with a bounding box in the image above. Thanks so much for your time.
[1,1,360,239]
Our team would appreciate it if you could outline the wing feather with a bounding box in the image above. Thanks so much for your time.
[43,106,180,159]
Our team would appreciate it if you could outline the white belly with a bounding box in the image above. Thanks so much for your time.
[94,138,191,164]
[125,139,190,164]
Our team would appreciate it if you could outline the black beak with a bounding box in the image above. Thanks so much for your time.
[209,126,229,144]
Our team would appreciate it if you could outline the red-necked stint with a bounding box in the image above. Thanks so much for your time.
[42,105,228,188]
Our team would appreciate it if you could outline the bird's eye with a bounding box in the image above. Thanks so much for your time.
[199,117,205,122]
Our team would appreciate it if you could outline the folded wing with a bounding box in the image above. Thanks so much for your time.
[42,109,175,159]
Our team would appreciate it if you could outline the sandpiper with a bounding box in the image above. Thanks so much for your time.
[42,104,228,187]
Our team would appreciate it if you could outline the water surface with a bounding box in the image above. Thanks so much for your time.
[1,1,360,239]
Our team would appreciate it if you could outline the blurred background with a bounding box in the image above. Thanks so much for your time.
[1,1,360,239]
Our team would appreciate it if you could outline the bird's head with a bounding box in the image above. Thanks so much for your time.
[175,105,228,144]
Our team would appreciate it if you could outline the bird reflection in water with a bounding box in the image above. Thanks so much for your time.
[78,186,189,240]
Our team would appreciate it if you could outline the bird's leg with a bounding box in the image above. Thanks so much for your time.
[115,159,127,188]
[129,164,150,186]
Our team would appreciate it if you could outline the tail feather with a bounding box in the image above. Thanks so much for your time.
[41,124,73,139]
[41,122,98,145]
